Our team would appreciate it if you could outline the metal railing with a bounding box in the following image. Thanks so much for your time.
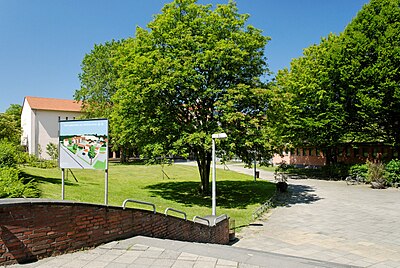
[192,216,210,226]
[164,208,187,220]
[122,199,156,214]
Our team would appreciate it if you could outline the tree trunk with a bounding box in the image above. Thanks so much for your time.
[195,150,212,195]
[120,147,128,163]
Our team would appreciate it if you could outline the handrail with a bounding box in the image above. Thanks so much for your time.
[164,207,187,220]
[213,214,228,226]
[122,199,156,214]
[192,216,210,226]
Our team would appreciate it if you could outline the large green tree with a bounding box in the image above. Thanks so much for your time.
[75,40,122,118]
[74,40,136,160]
[272,0,400,160]
[111,0,271,193]
[333,0,400,144]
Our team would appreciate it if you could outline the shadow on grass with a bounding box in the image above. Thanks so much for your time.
[145,180,276,209]
[275,184,322,207]
[20,172,77,186]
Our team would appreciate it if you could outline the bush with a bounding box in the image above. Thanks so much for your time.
[349,164,368,180]
[46,142,59,161]
[0,167,40,198]
[0,139,18,168]
[366,160,386,188]
[320,164,350,179]
[22,153,57,168]
[385,159,400,186]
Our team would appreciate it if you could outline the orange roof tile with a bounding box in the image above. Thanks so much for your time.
[25,96,82,112]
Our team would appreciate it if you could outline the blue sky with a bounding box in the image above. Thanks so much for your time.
[0,0,369,112]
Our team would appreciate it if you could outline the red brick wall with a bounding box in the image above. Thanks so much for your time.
[0,199,229,265]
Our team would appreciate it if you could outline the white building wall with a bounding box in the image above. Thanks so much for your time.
[36,110,82,159]
[20,99,35,155]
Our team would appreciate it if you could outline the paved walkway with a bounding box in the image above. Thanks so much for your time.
[230,164,400,268]
[9,236,349,268]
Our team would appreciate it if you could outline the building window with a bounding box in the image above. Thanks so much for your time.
[354,148,360,157]
[363,148,369,157]
[346,147,351,157]
[383,148,389,158]
[303,148,307,156]
[296,148,300,156]
[338,147,344,157]
[373,148,379,158]
[316,149,320,156]
[393,148,399,158]
[309,148,313,156]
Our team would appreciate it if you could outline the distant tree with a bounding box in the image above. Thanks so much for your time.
[0,104,22,145]
[111,0,271,193]
[272,34,347,163]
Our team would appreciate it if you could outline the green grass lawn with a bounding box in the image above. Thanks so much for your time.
[20,163,276,228]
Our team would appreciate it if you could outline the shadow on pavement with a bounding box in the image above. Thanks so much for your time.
[275,184,322,207]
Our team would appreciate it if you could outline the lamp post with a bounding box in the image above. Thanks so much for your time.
[211,133,227,216]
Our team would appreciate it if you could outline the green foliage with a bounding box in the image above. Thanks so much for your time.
[46,142,59,161]
[22,153,58,169]
[0,167,40,198]
[75,40,122,119]
[366,160,386,186]
[349,164,368,180]
[110,0,271,192]
[271,0,400,155]
[385,159,400,185]
[0,104,22,145]
[0,139,18,168]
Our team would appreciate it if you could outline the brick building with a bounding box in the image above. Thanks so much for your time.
[272,143,399,167]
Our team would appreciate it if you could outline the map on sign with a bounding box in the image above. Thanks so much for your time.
[59,119,108,170]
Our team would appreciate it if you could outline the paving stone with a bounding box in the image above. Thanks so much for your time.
[82,260,109,268]
[171,259,196,268]
[177,252,199,261]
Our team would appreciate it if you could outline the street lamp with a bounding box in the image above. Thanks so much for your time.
[211,132,227,216]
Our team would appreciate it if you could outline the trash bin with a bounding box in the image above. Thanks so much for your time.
[255,171,260,178]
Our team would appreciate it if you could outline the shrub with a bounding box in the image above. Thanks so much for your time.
[321,164,350,179]
[385,159,400,186]
[0,139,18,168]
[23,153,58,168]
[349,164,368,180]
[366,160,386,188]
[0,167,40,198]
[46,142,59,161]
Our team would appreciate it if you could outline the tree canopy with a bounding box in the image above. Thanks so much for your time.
[272,0,400,161]
[75,40,122,119]
[108,0,271,193]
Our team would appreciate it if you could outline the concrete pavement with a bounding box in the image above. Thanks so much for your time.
[230,164,400,268]
[8,236,352,268]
